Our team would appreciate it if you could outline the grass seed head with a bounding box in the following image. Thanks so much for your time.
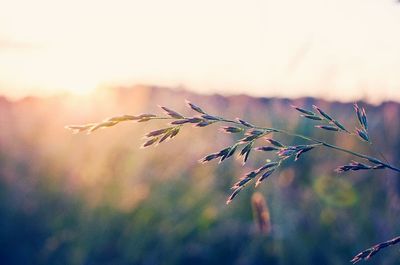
[332,120,348,132]
[65,124,97,134]
[301,115,323,121]
[361,107,368,130]
[265,138,284,147]
[315,125,339,131]
[145,128,170,138]
[200,153,220,163]
[255,146,280,152]
[88,121,118,133]
[158,130,173,143]
[196,120,214,127]
[187,117,203,123]
[356,128,369,142]
[312,105,333,121]
[255,169,275,188]
[239,142,253,165]
[226,187,243,204]
[291,105,315,116]
[232,176,253,189]
[141,137,159,148]
[236,118,255,128]
[221,126,243,133]
[201,114,220,121]
[185,100,206,114]
[160,106,185,119]
[170,119,190,125]
[107,115,138,122]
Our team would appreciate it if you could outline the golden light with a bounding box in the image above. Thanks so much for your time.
[0,0,400,102]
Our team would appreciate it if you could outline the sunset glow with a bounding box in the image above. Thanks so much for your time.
[3,1,400,263]
[1,0,400,102]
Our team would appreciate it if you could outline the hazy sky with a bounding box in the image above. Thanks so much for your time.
[1,0,400,102]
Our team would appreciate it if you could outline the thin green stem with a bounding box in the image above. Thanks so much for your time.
[101,113,400,173]
[368,142,390,164]
[217,117,400,173]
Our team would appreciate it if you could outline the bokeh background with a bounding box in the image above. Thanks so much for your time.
[1,86,400,264]
[2,0,400,264]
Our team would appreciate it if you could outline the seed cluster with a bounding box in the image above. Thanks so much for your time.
[67,101,389,205]
[66,100,400,263]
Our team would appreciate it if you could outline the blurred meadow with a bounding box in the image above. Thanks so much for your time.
[1,85,400,264]
[2,0,400,264]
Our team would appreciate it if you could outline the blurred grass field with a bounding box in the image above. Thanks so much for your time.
[1,85,400,265]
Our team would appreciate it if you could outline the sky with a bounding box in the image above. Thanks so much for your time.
[0,0,400,103]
